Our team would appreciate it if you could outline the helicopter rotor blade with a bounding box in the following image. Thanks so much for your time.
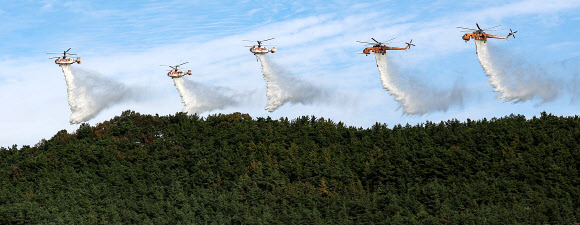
[485,25,501,30]
[244,38,274,43]
[65,48,71,52]
[371,38,380,43]
[476,23,482,30]
[457,27,477,32]
[384,38,396,43]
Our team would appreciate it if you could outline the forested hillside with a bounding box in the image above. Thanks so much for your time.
[1,111,579,224]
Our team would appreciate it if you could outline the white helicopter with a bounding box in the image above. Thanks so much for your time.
[47,48,82,65]
[243,38,277,61]
[160,62,192,78]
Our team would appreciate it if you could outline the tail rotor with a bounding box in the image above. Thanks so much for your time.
[508,28,517,39]
[405,39,415,49]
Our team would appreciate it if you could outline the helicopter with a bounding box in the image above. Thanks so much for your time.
[243,38,277,60]
[160,62,192,78]
[47,48,82,65]
[457,23,517,43]
[357,38,415,55]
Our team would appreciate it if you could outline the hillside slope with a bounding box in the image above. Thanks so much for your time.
[1,111,579,224]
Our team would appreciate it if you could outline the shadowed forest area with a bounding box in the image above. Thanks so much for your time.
[1,111,579,224]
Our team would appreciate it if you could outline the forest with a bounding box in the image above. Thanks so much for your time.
[1,110,579,224]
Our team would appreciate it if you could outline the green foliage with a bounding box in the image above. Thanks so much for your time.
[1,111,579,224]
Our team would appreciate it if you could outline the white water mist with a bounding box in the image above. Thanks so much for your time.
[60,65,138,124]
[60,65,98,124]
[475,40,559,103]
[172,77,239,114]
[374,52,466,115]
[256,54,329,112]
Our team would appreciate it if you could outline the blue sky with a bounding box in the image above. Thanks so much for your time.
[0,0,579,146]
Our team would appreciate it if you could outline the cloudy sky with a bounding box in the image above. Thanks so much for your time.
[1,0,579,146]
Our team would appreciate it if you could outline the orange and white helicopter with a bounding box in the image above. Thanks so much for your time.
[243,38,277,59]
[160,62,192,78]
[357,38,415,55]
[457,23,517,43]
[47,48,82,65]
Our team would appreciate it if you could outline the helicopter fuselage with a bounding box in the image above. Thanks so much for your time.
[54,56,81,65]
[167,70,192,78]
[250,45,276,55]
[362,45,410,55]
[462,32,511,42]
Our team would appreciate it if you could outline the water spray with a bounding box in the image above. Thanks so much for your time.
[373,52,466,115]
[256,54,329,112]
[60,65,98,124]
[475,40,559,103]
[172,77,239,114]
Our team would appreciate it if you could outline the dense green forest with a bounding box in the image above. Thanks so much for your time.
[1,111,579,224]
